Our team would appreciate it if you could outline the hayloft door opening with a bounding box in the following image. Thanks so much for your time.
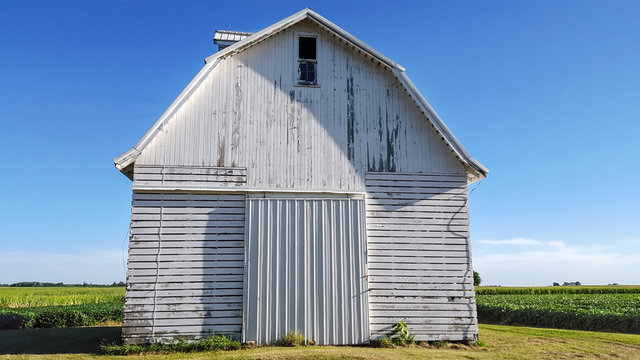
[242,196,370,345]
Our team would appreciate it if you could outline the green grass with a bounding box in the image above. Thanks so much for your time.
[0,287,125,308]
[100,334,241,355]
[1,324,639,359]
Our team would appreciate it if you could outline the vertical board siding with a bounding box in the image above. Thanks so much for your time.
[123,191,246,343]
[243,197,370,345]
[136,19,465,191]
[365,172,478,341]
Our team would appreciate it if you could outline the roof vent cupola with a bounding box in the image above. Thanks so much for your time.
[213,30,253,51]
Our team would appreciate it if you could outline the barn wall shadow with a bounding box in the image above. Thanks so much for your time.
[0,326,121,355]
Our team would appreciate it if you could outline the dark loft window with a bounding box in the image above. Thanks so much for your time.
[299,37,316,59]
[298,36,317,85]
[299,62,316,84]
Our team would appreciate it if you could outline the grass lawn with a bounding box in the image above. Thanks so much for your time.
[1,324,639,359]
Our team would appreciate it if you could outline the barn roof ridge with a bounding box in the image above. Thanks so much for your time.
[114,8,488,180]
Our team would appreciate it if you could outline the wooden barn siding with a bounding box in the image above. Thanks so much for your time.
[243,197,370,345]
[132,165,247,191]
[365,172,478,341]
[123,190,246,343]
[136,19,465,191]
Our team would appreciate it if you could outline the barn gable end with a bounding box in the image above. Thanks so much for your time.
[116,9,487,345]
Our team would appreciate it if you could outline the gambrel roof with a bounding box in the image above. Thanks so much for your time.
[114,8,488,182]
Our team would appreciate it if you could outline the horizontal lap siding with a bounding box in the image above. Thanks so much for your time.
[133,165,247,190]
[365,172,477,342]
[123,190,245,344]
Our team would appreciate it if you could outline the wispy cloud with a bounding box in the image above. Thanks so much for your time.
[474,238,640,286]
[0,250,125,284]
[477,238,568,248]
[477,238,541,246]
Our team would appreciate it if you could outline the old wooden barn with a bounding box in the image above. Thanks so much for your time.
[114,8,488,345]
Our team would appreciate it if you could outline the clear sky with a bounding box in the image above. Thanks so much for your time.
[1,0,638,286]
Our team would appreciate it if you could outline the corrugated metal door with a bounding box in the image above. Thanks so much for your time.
[243,196,369,345]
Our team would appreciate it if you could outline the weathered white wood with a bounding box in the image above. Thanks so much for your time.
[370,323,476,332]
[369,282,474,291]
[364,172,465,182]
[125,296,242,305]
[365,204,467,212]
[368,243,468,251]
[129,240,244,248]
[129,254,244,262]
[133,193,245,201]
[122,324,241,335]
[367,237,469,244]
[364,179,466,188]
[126,310,243,320]
[371,314,476,323]
[366,172,477,341]
[133,165,247,190]
[127,266,244,276]
[123,192,246,343]
[131,234,243,241]
[126,289,243,299]
[366,186,466,195]
[129,247,243,255]
[134,165,247,175]
[369,296,475,304]
[371,275,472,284]
[127,276,244,286]
[367,224,469,232]
[368,269,471,278]
[367,230,468,238]
[370,303,475,311]
[131,200,245,208]
[134,20,467,191]
[132,220,245,228]
[124,303,242,312]
[367,216,468,224]
[125,317,242,327]
[368,249,468,257]
[131,213,245,221]
[367,263,470,271]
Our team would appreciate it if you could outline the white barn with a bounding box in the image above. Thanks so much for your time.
[114,8,488,345]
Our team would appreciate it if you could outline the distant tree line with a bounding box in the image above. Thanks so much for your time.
[0,281,126,287]
[552,281,581,286]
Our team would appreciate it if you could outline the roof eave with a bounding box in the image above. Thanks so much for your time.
[114,148,139,171]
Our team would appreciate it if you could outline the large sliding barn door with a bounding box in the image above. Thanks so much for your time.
[243,197,369,345]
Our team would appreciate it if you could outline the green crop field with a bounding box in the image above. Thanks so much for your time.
[476,285,640,295]
[476,286,640,333]
[2,285,639,335]
[0,287,125,330]
[0,287,125,308]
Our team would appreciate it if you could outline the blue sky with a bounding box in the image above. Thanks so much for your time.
[1,0,638,286]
